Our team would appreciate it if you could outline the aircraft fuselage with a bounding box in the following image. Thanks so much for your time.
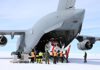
[20,9,85,53]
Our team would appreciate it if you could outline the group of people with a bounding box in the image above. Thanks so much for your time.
[29,49,70,64]
[29,41,88,64]
[29,48,87,64]
[11,40,87,64]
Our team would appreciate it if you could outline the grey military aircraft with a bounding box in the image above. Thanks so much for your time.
[0,0,100,59]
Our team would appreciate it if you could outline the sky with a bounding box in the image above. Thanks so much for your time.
[0,0,100,54]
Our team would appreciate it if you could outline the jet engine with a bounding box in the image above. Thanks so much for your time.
[77,40,93,50]
[0,36,7,46]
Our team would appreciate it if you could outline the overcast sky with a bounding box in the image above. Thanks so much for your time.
[0,0,100,54]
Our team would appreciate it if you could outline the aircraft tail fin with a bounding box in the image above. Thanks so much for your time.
[57,0,76,11]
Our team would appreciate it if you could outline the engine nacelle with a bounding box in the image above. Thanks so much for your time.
[77,40,93,50]
[0,36,7,46]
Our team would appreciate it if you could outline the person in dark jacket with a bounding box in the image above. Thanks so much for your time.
[45,50,50,64]
[56,50,60,63]
[84,52,87,63]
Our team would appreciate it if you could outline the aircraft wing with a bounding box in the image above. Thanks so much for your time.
[57,0,76,11]
[0,30,26,35]
[76,35,100,44]
[0,30,26,39]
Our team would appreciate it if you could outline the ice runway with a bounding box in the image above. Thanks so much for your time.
[0,52,100,70]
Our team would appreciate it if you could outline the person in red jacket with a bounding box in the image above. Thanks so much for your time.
[65,50,69,63]
[65,45,71,63]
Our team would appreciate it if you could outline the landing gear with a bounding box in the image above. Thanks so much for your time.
[11,54,18,63]
[11,52,29,63]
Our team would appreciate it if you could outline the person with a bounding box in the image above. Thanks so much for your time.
[60,51,64,63]
[56,50,60,63]
[84,52,87,63]
[36,53,39,63]
[30,50,36,63]
[65,44,71,63]
[53,50,58,64]
[45,50,50,64]
[39,52,43,64]
[65,50,69,63]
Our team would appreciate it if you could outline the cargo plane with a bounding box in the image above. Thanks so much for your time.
[0,0,100,59]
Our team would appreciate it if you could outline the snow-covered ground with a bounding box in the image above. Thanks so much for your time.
[0,52,100,70]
